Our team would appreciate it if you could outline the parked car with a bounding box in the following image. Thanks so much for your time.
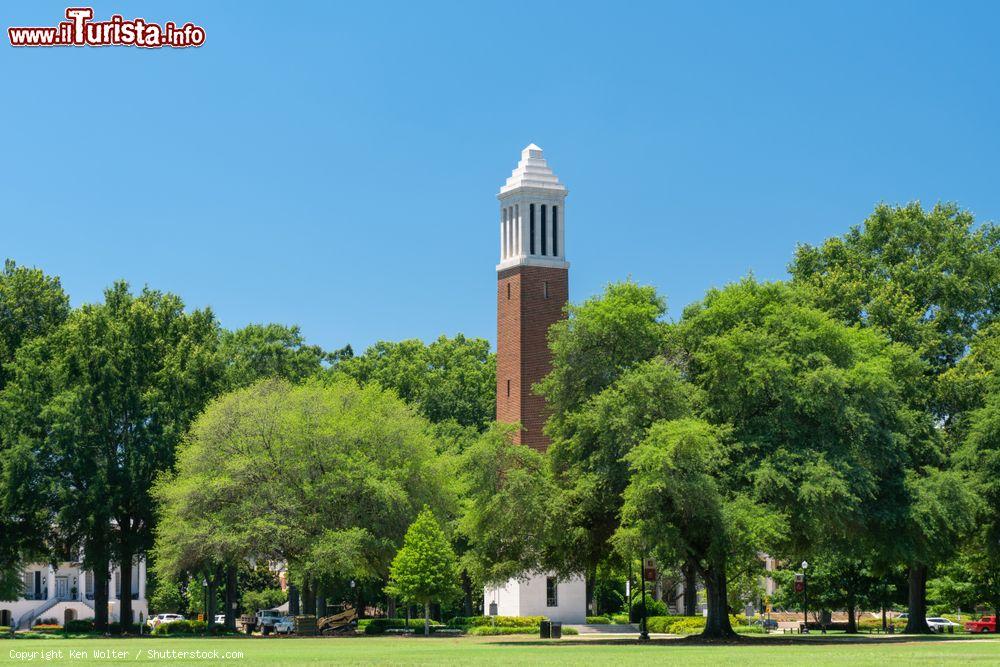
[148,613,184,629]
[274,616,295,634]
[927,617,959,633]
[964,615,997,634]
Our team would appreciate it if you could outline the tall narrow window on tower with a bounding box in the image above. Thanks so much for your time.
[552,206,559,257]
[541,205,548,255]
[529,204,536,255]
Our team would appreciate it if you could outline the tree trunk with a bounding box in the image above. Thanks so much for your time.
[904,563,932,634]
[387,596,396,619]
[683,560,698,616]
[701,565,736,639]
[462,569,473,617]
[302,578,314,617]
[224,564,237,630]
[119,550,133,629]
[93,559,110,632]
[846,605,857,634]
[424,601,430,637]
[289,584,300,616]
[586,564,597,616]
[207,567,220,629]
[315,585,325,619]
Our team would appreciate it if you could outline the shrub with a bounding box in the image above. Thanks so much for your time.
[631,599,669,619]
[153,620,208,635]
[107,622,144,635]
[64,619,96,634]
[645,615,707,634]
[611,613,631,624]
[447,616,546,628]
[362,618,442,635]
[586,615,612,624]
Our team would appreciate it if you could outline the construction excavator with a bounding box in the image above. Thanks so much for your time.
[317,607,358,635]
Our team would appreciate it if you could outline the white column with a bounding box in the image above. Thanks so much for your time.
[139,558,146,601]
[504,206,514,259]
[47,565,55,599]
[513,204,520,258]
[500,209,505,260]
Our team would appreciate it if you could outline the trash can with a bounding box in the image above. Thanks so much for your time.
[539,620,551,639]
[550,622,562,639]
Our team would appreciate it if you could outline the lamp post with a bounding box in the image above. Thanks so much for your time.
[801,561,809,629]
[639,554,650,641]
[202,579,208,623]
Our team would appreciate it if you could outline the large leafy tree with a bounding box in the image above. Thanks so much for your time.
[790,202,1000,632]
[153,378,454,623]
[219,322,348,390]
[459,424,562,587]
[538,282,673,610]
[0,260,70,601]
[1,282,220,628]
[385,507,461,636]
[338,335,495,432]
[654,279,921,637]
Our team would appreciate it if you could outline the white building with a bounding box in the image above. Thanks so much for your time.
[485,574,587,624]
[1,559,148,630]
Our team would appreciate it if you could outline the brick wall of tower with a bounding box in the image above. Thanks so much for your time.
[496,265,569,452]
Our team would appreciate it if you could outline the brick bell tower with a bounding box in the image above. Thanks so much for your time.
[496,144,569,452]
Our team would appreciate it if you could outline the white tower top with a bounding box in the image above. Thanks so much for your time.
[496,144,569,271]
[499,144,568,196]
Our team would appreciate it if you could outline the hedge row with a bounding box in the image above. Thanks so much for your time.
[447,616,546,628]
[467,625,579,636]
[586,615,612,624]
[153,620,208,635]
[64,620,96,633]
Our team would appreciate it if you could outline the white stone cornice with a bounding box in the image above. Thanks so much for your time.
[496,256,570,272]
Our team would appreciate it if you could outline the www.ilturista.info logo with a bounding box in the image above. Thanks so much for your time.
[8,7,205,48]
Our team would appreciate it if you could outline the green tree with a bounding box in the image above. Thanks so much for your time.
[790,202,1000,632]
[459,425,562,586]
[0,260,70,601]
[338,334,495,431]
[386,507,461,636]
[1,282,221,628]
[153,378,454,625]
[538,281,673,610]
[662,279,919,637]
[219,323,346,390]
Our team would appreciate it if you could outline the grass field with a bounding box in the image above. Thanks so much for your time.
[2,635,1000,666]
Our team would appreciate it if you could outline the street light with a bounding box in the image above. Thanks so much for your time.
[639,553,650,642]
[202,579,208,624]
[801,561,809,630]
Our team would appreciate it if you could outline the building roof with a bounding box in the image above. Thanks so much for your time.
[499,144,567,196]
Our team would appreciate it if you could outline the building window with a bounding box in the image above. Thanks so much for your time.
[552,205,559,256]
[543,281,549,299]
[546,577,558,607]
[541,205,548,255]
[506,379,511,397]
[529,204,536,255]
[507,283,511,300]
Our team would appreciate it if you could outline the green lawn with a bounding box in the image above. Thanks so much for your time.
[2,635,999,666]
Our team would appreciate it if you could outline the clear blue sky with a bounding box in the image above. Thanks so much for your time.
[3,1,998,353]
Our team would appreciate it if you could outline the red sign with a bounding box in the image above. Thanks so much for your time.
[642,558,657,582]
[794,573,804,593]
